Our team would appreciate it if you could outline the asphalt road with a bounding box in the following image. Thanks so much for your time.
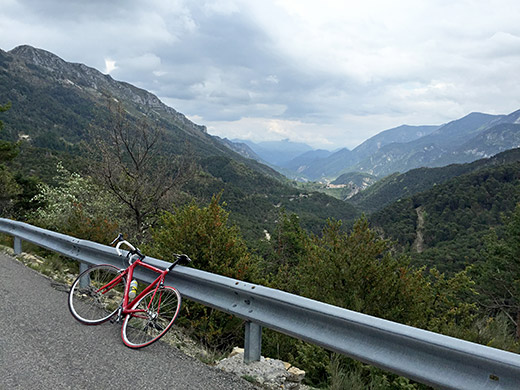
[0,252,258,389]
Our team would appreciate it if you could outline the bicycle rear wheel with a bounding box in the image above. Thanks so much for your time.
[121,286,181,348]
[68,264,126,325]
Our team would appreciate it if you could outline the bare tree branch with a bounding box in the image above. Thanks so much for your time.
[87,100,195,240]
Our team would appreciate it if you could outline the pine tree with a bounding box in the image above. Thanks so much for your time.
[476,204,520,338]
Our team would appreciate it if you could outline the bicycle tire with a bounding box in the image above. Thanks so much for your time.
[68,264,126,325]
[121,285,181,348]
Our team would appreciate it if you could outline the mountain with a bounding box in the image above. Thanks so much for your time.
[214,137,264,162]
[1,45,296,187]
[280,149,333,173]
[455,122,520,158]
[352,147,520,214]
[282,112,520,181]
[417,112,499,148]
[294,148,355,180]
[234,139,314,167]
[218,108,519,185]
[1,46,229,157]
[330,172,378,199]
[351,113,501,176]
[343,112,520,178]
[289,125,440,180]
[0,45,360,239]
[350,124,439,162]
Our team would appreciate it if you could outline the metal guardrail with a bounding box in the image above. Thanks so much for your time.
[1,218,520,389]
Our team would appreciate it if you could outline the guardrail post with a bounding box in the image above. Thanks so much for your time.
[244,321,262,363]
[13,236,22,255]
[79,262,90,288]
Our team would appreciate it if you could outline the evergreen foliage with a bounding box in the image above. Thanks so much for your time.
[148,194,257,349]
[371,160,520,274]
[474,204,520,340]
[259,214,478,386]
[0,101,21,215]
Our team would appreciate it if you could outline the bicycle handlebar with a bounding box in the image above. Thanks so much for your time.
[110,234,141,266]
[109,233,124,246]
[114,240,137,256]
[177,254,192,263]
[110,234,192,267]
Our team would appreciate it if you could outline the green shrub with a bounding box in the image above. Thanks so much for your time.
[149,193,258,349]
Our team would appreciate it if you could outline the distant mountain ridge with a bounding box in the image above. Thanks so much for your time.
[232,139,314,167]
[228,111,520,182]
[352,125,440,161]
[226,124,442,181]
[306,112,520,179]
[305,124,438,180]
[281,149,333,173]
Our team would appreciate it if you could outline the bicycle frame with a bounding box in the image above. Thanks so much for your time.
[99,257,169,319]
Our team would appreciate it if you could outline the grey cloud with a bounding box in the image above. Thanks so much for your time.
[4,0,365,126]
[113,7,345,123]
[3,0,520,148]
[11,0,138,25]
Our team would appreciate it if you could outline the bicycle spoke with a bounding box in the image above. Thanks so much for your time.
[68,265,125,324]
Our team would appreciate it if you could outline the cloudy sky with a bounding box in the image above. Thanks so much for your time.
[1,0,520,149]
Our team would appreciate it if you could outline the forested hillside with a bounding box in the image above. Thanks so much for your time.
[352,148,520,214]
[371,157,520,274]
[0,46,277,178]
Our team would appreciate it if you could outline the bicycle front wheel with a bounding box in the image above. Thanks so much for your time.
[121,286,181,348]
[68,264,126,325]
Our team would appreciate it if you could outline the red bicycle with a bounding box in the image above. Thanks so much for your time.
[68,234,191,349]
